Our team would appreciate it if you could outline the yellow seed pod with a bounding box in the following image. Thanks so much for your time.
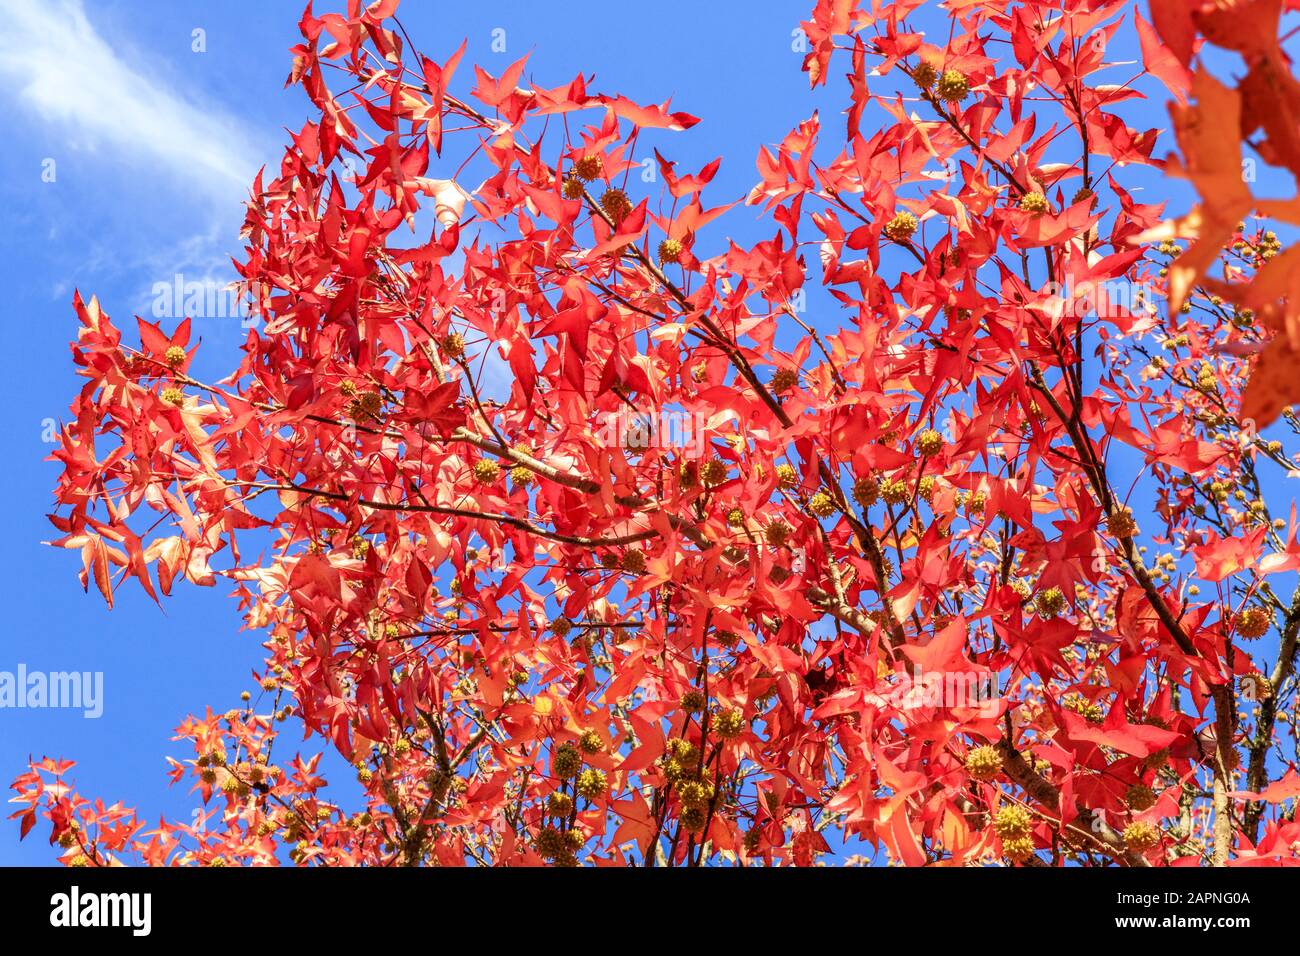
[965,745,1002,781]
[1122,821,1161,852]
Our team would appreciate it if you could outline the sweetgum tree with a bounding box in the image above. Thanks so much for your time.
[13,0,1300,866]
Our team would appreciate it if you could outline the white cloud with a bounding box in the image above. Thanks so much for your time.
[0,0,259,199]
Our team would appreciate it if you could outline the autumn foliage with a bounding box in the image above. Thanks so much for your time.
[13,0,1300,867]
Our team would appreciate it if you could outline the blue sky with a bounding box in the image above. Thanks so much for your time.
[0,0,1288,866]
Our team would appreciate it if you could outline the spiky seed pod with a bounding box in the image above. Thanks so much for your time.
[1108,507,1138,538]
[918,475,936,501]
[679,460,700,488]
[355,391,383,418]
[1235,606,1271,639]
[727,507,746,527]
[666,737,698,764]
[936,70,969,102]
[714,707,745,739]
[1062,693,1105,723]
[579,729,604,754]
[573,154,603,181]
[536,825,566,859]
[852,476,878,508]
[680,806,708,833]
[1035,586,1066,619]
[161,386,185,407]
[965,745,1002,781]
[993,804,1032,838]
[1240,672,1273,701]
[884,211,918,241]
[700,458,728,486]
[509,464,533,486]
[599,552,619,570]
[1018,191,1050,214]
[562,176,585,200]
[678,778,715,809]
[473,459,500,483]
[564,828,585,851]
[771,367,799,393]
[576,767,607,800]
[764,520,790,547]
[621,549,646,573]
[1122,821,1161,852]
[339,379,358,397]
[441,332,465,358]
[715,629,740,648]
[164,345,187,367]
[1125,784,1157,812]
[547,792,574,817]
[776,463,798,488]
[553,743,582,779]
[880,478,909,505]
[551,618,572,639]
[912,61,938,89]
[916,428,945,456]
[680,688,707,712]
[808,491,837,518]
[1002,834,1036,863]
[690,360,708,383]
[1072,186,1096,207]
[743,828,763,852]
[658,238,683,264]
[599,188,633,224]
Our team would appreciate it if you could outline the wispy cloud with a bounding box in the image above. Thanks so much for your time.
[0,0,260,198]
